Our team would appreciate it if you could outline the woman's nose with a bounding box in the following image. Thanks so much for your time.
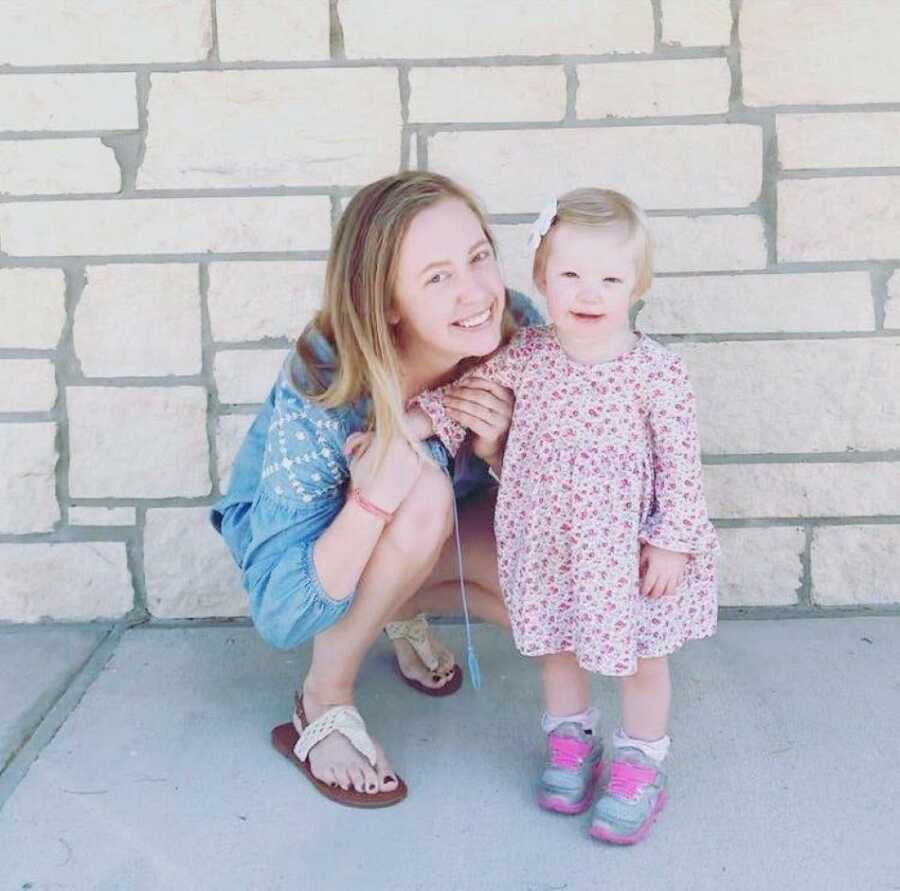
[457,266,492,304]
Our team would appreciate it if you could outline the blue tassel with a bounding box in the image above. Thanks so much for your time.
[450,481,482,691]
[467,645,482,690]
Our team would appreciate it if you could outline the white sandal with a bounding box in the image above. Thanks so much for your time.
[385,613,463,697]
[270,693,407,808]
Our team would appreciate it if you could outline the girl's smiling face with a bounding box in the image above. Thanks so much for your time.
[536,222,640,347]
[392,197,506,379]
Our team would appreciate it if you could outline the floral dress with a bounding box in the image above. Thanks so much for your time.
[415,325,719,675]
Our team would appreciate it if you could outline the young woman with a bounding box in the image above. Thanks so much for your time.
[211,171,542,807]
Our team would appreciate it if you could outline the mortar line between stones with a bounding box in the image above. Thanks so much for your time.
[398,64,412,169]
[564,65,578,122]
[798,525,814,606]
[132,70,151,195]
[54,266,88,527]
[128,505,148,620]
[329,0,345,61]
[725,7,743,117]
[0,48,737,76]
[871,266,890,330]
[0,622,125,810]
[208,0,220,63]
[650,0,663,50]
[198,262,220,500]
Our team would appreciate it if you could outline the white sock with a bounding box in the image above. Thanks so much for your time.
[542,706,600,735]
[613,727,670,763]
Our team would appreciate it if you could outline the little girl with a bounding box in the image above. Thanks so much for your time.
[412,188,719,845]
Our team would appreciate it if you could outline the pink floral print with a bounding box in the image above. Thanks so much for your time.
[415,325,719,676]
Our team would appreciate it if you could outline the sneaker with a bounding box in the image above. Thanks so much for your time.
[590,747,667,845]
[537,722,605,815]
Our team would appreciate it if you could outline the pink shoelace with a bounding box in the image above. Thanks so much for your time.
[607,759,657,801]
[548,735,592,770]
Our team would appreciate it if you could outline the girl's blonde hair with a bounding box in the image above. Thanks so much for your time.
[532,188,654,298]
[295,171,517,453]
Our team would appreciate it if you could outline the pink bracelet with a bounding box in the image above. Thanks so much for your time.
[349,488,394,523]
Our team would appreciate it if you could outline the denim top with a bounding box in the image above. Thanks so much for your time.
[210,289,543,649]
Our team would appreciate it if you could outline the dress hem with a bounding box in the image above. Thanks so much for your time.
[512,624,718,677]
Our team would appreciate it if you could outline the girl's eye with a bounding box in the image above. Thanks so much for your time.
[427,271,449,285]
[472,249,492,263]
[562,271,579,278]
[604,277,622,284]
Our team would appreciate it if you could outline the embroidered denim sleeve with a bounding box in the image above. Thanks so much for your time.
[640,355,719,555]
[233,374,355,649]
[260,373,348,504]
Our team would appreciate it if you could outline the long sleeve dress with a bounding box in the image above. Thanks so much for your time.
[414,325,719,676]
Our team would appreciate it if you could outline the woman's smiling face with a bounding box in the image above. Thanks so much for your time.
[392,197,506,372]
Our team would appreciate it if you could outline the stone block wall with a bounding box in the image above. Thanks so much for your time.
[1,0,898,622]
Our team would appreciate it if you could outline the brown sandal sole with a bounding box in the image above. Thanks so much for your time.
[271,696,407,809]
[395,661,463,697]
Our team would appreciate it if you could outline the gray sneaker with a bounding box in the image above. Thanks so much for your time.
[590,747,667,844]
[537,722,605,815]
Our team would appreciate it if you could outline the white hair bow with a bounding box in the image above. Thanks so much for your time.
[527,198,558,255]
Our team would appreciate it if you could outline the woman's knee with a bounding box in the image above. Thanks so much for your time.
[382,464,453,560]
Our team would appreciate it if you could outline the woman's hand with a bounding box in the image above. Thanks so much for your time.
[444,376,514,468]
[639,543,689,599]
[344,430,423,514]
[404,406,434,441]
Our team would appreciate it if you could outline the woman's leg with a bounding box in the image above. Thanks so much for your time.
[619,656,671,741]
[384,486,509,686]
[301,463,454,794]
[401,485,509,627]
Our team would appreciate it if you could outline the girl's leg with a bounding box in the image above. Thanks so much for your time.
[301,463,455,794]
[619,655,671,743]
[537,653,602,815]
[541,652,591,719]
[592,657,671,844]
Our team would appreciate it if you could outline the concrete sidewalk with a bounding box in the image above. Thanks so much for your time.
[1,617,898,891]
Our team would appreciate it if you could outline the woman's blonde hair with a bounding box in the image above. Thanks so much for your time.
[532,188,654,298]
[295,171,517,455]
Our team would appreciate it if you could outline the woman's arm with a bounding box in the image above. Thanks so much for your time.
[312,430,423,602]
[238,382,425,648]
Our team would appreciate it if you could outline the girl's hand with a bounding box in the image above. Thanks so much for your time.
[344,430,423,514]
[445,376,514,467]
[639,543,689,599]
